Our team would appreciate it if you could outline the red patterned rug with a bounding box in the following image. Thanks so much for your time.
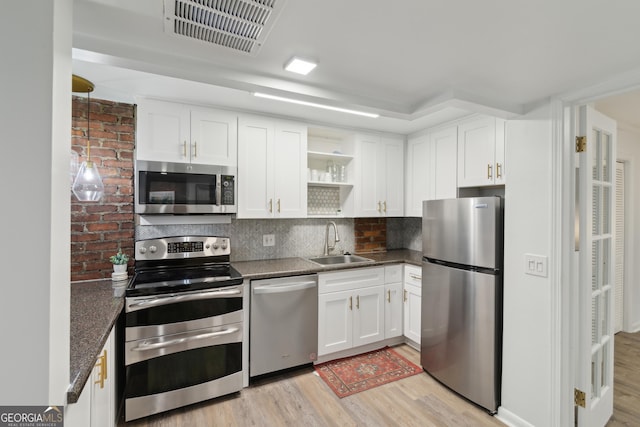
[314,347,423,398]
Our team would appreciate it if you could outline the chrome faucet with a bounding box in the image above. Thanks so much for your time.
[323,221,341,256]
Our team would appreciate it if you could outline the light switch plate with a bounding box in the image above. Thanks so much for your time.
[263,234,275,247]
[524,253,548,277]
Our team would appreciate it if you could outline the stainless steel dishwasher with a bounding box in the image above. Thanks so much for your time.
[250,274,318,377]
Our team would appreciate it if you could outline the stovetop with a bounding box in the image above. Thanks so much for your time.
[126,263,243,297]
[126,236,243,297]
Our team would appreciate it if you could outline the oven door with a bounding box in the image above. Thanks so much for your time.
[124,324,243,421]
[125,286,243,341]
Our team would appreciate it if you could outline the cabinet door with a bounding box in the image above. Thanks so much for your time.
[403,284,422,345]
[237,116,274,218]
[431,126,458,199]
[190,108,237,166]
[355,135,381,216]
[457,116,496,187]
[384,282,403,339]
[494,118,506,185]
[353,285,385,347]
[405,134,432,217]
[380,137,404,216]
[274,122,307,218]
[137,99,190,163]
[318,290,353,356]
[91,329,115,427]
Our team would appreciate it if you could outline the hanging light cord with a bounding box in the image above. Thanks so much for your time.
[86,90,91,163]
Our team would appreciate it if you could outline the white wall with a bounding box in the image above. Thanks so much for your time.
[0,0,71,405]
[616,125,640,332]
[498,104,555,426]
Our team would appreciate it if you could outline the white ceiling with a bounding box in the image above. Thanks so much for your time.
[72,0,640,134]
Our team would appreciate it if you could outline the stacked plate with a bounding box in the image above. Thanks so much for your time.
[112,271,128,282]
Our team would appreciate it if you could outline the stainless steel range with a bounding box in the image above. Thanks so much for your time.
[124,236,244,422]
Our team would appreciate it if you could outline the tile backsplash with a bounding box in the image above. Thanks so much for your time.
[136,218,355,261]
[136,216,421,262]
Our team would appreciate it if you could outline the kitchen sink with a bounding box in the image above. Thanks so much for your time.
[306,254,374,266]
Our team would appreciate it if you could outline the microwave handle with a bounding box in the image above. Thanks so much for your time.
[216,179,222,207]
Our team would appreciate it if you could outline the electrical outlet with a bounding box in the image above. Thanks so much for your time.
[524,253,548,277]
[263,234,275,247]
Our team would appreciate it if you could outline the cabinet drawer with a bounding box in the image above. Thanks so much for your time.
[384,265,402,283]
[404,264,422,287]
[318,267,385,294]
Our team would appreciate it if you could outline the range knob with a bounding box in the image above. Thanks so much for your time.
[149,245,157,254]
[138,247,147,254]
[213,242,220,250]
[221,241,228,250]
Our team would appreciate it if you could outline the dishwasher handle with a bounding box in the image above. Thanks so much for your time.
[252,280,316,295]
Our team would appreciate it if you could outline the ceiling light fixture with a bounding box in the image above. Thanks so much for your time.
[254,92,379,118]
[284,57,317,75]
[71,74,105,202]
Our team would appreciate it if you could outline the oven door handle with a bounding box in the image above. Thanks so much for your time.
[127,289,242,312]
[132,326,240,352]
[252,281,316,295]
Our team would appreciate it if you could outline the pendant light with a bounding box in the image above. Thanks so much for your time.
[72,75,104,202]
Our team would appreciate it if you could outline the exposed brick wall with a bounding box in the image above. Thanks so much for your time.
[70,96,135,281]
[354,218,387,253]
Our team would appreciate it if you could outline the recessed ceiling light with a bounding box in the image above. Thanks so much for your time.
[253,92,379,118]
[284,57,317,75]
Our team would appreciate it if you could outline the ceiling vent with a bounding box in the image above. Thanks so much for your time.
[163,0,286,55]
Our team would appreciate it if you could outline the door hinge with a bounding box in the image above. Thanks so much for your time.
[574,388,586,408]
[576,136,586,153]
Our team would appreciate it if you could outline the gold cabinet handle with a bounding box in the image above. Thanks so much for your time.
[377,201,382,212]
[94,349,107,389]
[356,295,360,309]
[496,163,502,179]
[277,198,281,213]
[193,141,197,158]
[387,289,391,303]
[487,164,493,179]
[403,289,408,302]
[383,201,387,213]
[269,198,273,213]
[349,296,352,310]
[183,141,187,158]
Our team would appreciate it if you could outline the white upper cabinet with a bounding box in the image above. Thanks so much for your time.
[137,99,237,166]
[237,115,307,218]
[405,126,457,217]
[457,116,506,187]
[354,134,404,217]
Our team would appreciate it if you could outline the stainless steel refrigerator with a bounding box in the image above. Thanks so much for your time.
[420,196,503,413]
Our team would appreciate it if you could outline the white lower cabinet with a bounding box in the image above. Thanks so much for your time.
[403,264,422,346]
[384,265,403,339]
[318,267,385,356]
[318,265,404,357]
[65,328,116,427]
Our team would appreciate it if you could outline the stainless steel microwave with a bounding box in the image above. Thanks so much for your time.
[135,161,237,214]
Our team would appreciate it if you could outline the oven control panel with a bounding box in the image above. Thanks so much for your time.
[135,236,230,260]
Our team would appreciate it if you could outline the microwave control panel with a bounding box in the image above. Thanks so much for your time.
[221,175,235,205]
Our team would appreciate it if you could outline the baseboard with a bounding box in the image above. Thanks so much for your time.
[627,321,640,333]
[496,407,536,427]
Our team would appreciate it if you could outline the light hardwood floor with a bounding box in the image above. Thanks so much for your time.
[120,345,504,427]
[607,331,640,426]
[121,333,640,426]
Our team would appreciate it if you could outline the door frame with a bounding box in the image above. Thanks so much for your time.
[555,72,640,426]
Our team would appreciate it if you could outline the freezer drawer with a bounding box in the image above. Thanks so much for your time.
[250,275,318,377]
[420,260,501,412]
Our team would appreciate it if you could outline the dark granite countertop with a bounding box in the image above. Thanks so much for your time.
[233,249,421,280]
[68,280,124,403]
